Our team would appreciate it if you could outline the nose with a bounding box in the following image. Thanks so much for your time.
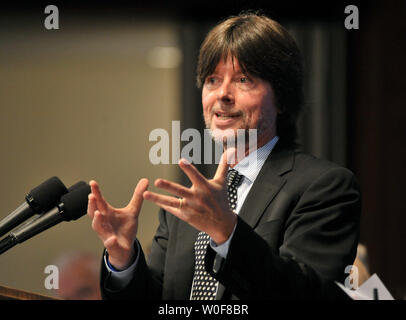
[217,79,234,105]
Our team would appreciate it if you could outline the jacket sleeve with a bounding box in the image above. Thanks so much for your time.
[205,167,361,300]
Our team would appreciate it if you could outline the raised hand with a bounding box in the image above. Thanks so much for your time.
[143,149,236,245]
[87,178,149,270]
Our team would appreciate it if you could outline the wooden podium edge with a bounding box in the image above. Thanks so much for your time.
[0,284,58,300]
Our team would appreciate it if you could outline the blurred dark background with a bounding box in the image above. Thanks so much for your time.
[1,0,405,299]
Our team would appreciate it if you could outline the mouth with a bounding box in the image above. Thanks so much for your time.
[214,111,242,120]
[211,110,243,128]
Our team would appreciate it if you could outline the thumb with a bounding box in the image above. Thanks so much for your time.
[213,147,235,182]
[127,178,149,212]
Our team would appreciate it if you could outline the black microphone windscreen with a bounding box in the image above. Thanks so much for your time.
[28,177,68,212]
[60,183,91,221]
[68,181,87,192]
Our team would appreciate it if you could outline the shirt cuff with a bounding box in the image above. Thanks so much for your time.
[104,240,140,286]
[209,223,237,259]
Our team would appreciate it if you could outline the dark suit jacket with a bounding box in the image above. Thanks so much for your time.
[100,145,361,300]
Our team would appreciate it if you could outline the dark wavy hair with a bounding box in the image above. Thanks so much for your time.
[196,12,304,148]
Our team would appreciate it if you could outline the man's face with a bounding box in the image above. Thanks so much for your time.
[202,56,278,147]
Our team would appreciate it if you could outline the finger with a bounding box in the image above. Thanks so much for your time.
[157,203,184,222]
[89,180,109,213]
[178,158,207,186]
[103,235,118,252]
[127,178,149,212]
[143,191,184,209]
[213,148,234,182]
[154,178,193,199]
[103,235,125,253]
[91,210,112,241]
[87,193,97,219]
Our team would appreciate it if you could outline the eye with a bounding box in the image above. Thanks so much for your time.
[239,77,249,83]
[204,75,221,89]
[236,75,255,90]
[206,76,219,84]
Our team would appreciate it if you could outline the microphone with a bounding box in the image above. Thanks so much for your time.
[0,182,90,255]
[10,180,88,231]
[67,180,87,192]
[0,177,68,237]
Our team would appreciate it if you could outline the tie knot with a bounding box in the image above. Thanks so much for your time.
[227,169,243,188]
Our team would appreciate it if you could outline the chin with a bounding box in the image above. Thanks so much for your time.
[209,126,245,144]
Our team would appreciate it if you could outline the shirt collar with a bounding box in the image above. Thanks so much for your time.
[232,136,279,183]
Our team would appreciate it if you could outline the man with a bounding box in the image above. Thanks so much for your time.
[87,12,361,300]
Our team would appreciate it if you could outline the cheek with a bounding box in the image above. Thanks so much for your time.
[241,96,276,127]
[239,100,262,125]
[202,90,214,115]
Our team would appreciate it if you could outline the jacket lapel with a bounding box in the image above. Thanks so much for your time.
[217,147,295,300]
[238,147,294,229]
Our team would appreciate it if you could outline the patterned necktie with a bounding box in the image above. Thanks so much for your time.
[190,168,243,300]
